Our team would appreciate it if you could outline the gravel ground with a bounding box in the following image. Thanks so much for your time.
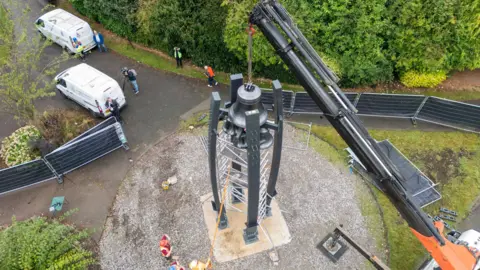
[99,125,380,269]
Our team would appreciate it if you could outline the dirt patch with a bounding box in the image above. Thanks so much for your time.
[411,149,471,184]
[439,69,480,90]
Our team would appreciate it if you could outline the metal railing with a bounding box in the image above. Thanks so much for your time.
[0,117,128,196]
[260,90,480,133]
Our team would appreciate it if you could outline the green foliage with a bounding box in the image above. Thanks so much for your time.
[0,1,70,121]
[223,0,393,86]
[70,0,138,38]
[0,212,96,270]
[70,0,480,87]
[0,4,12,65]
[35,109,96,147]
[400,71,447,88]
[387,0,480,75]
[0,125,41,167]
[300,0,393,86]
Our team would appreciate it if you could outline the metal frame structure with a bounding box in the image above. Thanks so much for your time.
[345,139,442,208]
[384,140,441,208]
[206,73,284,244]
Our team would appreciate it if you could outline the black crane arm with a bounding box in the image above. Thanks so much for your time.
[249,0,441,242]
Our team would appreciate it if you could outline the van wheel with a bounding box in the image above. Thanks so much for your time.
[59,89,69,99]
[63,46,73,55]
[38,31,46,40]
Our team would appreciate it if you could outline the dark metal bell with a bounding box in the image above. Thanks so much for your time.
[228,84,268,128]
[222,83,273,149]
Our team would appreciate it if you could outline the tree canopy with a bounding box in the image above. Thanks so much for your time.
[70,0,480,87]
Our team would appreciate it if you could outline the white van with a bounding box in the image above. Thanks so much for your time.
[35,9,96,54]
[54,63,127,118]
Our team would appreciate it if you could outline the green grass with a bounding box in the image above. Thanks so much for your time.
[356,183,389,265]
[178,111,210,131]
[301,125,480,269]
[104,38,303,90]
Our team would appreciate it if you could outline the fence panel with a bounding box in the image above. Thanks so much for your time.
[416,97,480,132]
[260,90,294,112]
[292,92,357,114]
[45,124,123,175]
[356,93,425,117]
[332,92,357,107]
[62,117,117,148]
[292,92,323,114]
[0,160,54,195]
[375,140,441,207]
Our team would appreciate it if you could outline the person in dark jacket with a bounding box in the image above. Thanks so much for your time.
[105,97,121,123]
[121,67,139,95]
[93,30,107,52]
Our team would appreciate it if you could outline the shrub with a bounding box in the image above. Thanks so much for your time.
[35,109,96,147]
[400,70,447,88]
[0,125,41,167]
[0,212,96,270]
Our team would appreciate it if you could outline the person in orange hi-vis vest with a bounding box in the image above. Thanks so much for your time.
[204,66,218,87]
[159,234,173,260]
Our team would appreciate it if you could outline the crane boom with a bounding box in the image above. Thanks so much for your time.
[249,1,479,269]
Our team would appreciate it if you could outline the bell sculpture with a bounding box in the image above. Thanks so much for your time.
[207,73,284,244]
[222,83,273,149]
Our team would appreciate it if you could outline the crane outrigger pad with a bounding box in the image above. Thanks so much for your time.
[317,233,349,263]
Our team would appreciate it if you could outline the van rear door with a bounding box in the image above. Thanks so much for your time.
[75,23,95,51]
[102,82,126,116]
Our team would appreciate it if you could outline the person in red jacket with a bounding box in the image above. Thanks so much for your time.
[204,66,218,87]
[159,234,172,260]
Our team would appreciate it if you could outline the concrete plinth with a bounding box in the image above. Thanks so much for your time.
[200,193,291,263]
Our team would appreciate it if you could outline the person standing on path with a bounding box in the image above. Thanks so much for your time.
[174,47,182,68]
[121,67,139,95]
[105,97,121,123]
[204,66,218,87]
[93,30,107,52]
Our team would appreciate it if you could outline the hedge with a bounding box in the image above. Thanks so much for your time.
[69,0,480,87]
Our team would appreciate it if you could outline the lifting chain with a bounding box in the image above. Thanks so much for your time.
[247,24,256,84]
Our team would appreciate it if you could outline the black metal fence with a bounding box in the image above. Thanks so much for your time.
[0,118,128,195]
[261,89,480,133]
